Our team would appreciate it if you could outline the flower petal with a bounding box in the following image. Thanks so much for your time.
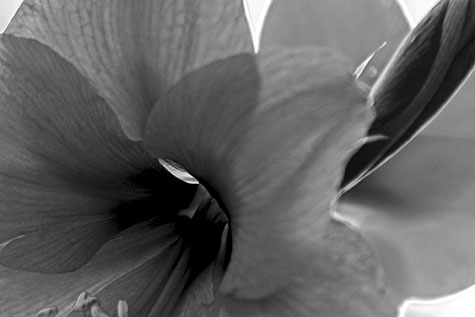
[143,49,396,315]
[260,0,410,85]
[343,0,475,188]
[6,0,253,140]
[0,221,178,316]
[90,199,227,317]
[0,34,166,274]
[2,192,227,316]
[339,135,475,301]
[176,221,397,317]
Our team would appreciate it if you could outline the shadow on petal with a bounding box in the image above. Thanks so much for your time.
[0,34,197,274]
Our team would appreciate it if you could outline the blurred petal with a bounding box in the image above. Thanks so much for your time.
[0,34,173,274]
[343,0,475,188]
[6,0,253,140]
[339,135,475,301]
[176,221,397,317]
[260,0,410,85]
[143,49,397,315]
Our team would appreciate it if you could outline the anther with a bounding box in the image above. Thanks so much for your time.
[90,305,110,317]
[72,292,98,312]
[36,306,58,317]
[72,291,129,317]
[118,300,129,317]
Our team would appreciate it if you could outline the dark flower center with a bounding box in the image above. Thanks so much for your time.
[111,166,230,284]
[110,168,196,229]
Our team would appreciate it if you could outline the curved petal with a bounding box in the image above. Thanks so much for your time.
[339,135,475,301]
[6,0,253,140]
[91,199,227,317]
[2,195,227,316]
[0,221,178,316]
[175,221,397,317]
[343,0,475,189]
[260,0,410,85]
[143,49,398,315]
[0,34,169,274]
[411,0,475,140]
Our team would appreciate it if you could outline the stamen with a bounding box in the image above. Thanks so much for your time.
[117,301,129,317]
[90,305,109,317]
[178,184,208,218]
[363,134,388,144]
[72,292,98,312]
[36,306,58,317]
[72,292,129,317]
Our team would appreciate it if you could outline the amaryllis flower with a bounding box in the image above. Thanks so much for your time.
[0,1,474,317]
[261,0,475,310]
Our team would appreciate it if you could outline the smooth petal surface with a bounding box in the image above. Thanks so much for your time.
[144,49,397,315]
[6,0,253,140]
[339,135,475,301]
[343,0,475,188]
[260,0,410,85]
[0,34,162,274]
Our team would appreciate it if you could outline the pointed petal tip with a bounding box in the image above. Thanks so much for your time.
[344,0,475,188]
